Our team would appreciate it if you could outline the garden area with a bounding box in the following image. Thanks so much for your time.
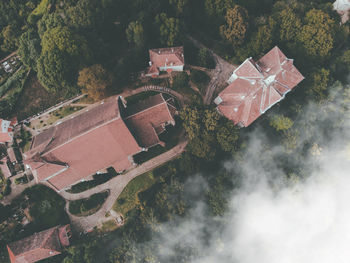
[113,171,157,218]
[66,168,118,194]
[0,174,11,200]
[69,191,109,217]
[190,69,211,95]
[29,104,85,130]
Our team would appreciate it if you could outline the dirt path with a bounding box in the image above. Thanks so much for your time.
[64,139,188,233]
[187,36,236,105]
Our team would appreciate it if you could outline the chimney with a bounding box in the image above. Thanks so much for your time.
[171,48,174,52]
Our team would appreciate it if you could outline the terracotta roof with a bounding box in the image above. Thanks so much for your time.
[0,119,13,143]
[123,94,176,148]
[25,97,142,191]
[216,46,304,127]
[147,46,184,75]
[7,225,71,263]
[0,157,11,178]
[7,147,17,163]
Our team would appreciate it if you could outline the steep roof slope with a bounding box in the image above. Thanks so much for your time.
[7,225,70,263]
[24,97,141,191]
[216,46,304,127]
[123,94,176,148]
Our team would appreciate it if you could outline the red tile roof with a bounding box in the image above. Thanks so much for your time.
[0,119,14,143]
[7,225,71,263]
[216,46,304,127]
[123,94,176,148]
[24,97,142,191]
[0,157,11,178]
[147,47,184,76]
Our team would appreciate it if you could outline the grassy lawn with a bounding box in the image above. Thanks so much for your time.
[100,220,118,232]
[31,105,85,130]
[69,191,109,217]
[113,171,157,217]
[66,168,118,194]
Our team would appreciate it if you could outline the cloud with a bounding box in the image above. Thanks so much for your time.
[141,84,350,263]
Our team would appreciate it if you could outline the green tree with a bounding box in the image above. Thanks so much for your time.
[38,26,90,92]
[155,13,180,47]
[249,17,276,55]
[216,121,239,152]
[297,9,335,58]
[269,114,294,131]
[1,25,20,52]
[18,29,41,69]
[65,0,103,29]
[77,64,113,101]
[278,8,302,42]
[309,68,330,100]
[205,0,236,18]
[41,26,89,57]
[179,105,201,140]
[169,0,188,15]
[220,5,248,45]
[197,48,215,68]
[37,13,65,36]
[126,21,144,48]
[172,71,190,91]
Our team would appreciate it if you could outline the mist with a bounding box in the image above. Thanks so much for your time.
[145,83,350,263]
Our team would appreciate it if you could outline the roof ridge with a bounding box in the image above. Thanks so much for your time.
[123,95,167,120]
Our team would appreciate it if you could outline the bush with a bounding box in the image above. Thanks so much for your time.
[190,70,210,84]
[67,168,118,193]
[197,48,215,69]
[172,72,190,91]
[69,191,109,217]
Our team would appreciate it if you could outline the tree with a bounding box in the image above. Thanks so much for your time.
[38,26,90,92]
[172,72,190,91]
[297,9,335,58]
[41,26,89,57]
[37,13,65,37]
[65,0,103,29]
[216,121,239,152]
[308,68,330,100]
[197,48,215,68]
[205,0,236,18]
[155,13,181,47]
[78,64,112,101]
[18,29,41,69]
[220,5,248,45]
[169,0,188,15]
[269,114,294,131]
[1,25,20,52]
[126,21,144,48]
[278,8,302,42]
[249,17,276,56]
[179,106,201,140]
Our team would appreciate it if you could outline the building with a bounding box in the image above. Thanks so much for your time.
[214,46,304,127]
[0,118,17,144]
[333,0,350,23]
[7,225,71,263]
[0,156,11,178]
[146,46,184,77]
[122,94,177,148]
[23,94,176,191]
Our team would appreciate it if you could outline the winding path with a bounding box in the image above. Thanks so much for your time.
[187,36,236,105]
[63,139,188,233]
